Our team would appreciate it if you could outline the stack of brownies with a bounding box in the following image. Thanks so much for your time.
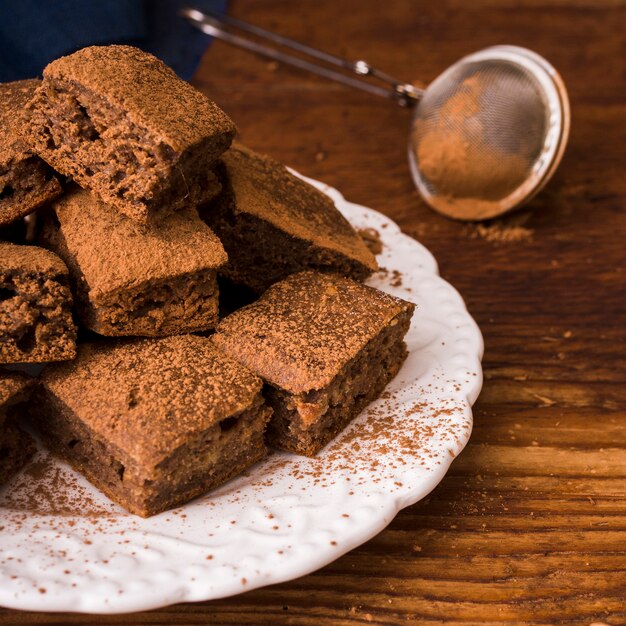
[0,45,414,517]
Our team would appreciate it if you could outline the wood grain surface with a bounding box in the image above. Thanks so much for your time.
[3,0,625,623]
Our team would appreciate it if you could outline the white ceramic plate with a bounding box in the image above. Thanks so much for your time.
[0,175,483,614]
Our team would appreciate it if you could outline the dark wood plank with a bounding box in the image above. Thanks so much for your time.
[2,0,625,623]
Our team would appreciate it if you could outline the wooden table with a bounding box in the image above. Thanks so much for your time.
[3,0,625,623]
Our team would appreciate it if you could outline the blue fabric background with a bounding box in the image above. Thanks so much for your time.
[0,0,227,82]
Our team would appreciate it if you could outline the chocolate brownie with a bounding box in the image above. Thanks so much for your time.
[35,335,272,517]
[0,80,62,228]
[212,271,415,456]
[200,144,378,293]
[24,45,236,223]
[0,243,76,363]
[41,189,227,336]
[0,370,33,428]
[0,371,36,485]
[40,186,227,337]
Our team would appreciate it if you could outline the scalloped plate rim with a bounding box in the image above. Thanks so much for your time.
[0,173,483,614]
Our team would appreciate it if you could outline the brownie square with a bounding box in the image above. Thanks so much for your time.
[0,371,36,485]
[0,243,76,364]
[212,271,415,456]
[35,335,272,517]
[24,45,236,223]
[40,186,227,337]
[199,144,378,294]
[0,80,62,228]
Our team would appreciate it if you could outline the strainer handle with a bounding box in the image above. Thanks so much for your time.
[182,7,423,106]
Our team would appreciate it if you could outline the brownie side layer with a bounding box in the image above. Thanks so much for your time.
[84,270,221,337]
[25,46,236,223]
[204,203,373,294]
[0,156,62,227]
[0,79,62,227]
[0,248,77,364]
[0,421,37,486]
[0,370,34,424]
[33,388,271,517]
[26,81,216,222]
[40,187,226,336]
[43,220,220,336]
[200,147,377,293]
[265,307,412,456]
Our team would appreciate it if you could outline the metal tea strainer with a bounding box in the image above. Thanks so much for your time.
[183,8,570,220]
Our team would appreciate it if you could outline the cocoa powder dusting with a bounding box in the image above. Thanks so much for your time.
[0,106,476,599]
[256,377,471,494]
[413,74,530,220]
[1,452,116,516]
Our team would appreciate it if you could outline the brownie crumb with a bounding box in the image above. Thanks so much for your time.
[0,242,76,363]
[358,228,383,255]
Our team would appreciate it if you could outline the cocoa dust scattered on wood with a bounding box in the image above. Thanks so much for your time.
[469,223,534,243]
